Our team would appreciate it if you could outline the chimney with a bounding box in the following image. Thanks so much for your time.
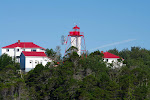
[101,51,104,53]
[18,40,20,44]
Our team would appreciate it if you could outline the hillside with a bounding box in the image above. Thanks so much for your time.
[0,46,150,100]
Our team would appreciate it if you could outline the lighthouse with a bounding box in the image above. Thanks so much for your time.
[64,25,86,56]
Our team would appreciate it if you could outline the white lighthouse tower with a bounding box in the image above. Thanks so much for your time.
[64,25,86,56]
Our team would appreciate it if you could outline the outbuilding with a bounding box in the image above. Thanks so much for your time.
[20,51,52,72]
[102,51,125,68]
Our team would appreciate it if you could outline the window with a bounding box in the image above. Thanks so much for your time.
[7,49,9,52]
[16,56,20,58]
[106,59,108,62]
[23,49,25,51]
[17,49,19,52]
[32,49,36,52]
[29,60,32,63]
[35,60,39,64]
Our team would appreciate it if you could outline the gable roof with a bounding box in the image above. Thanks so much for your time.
[2,42,45,49]
[103,52,120,58]
[22,51,47,57]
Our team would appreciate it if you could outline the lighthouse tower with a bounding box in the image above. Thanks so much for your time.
[64,25,86,56]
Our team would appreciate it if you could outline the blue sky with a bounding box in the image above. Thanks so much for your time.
[0,0,150,55]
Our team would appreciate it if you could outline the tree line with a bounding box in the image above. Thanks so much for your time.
[0,46,150,100]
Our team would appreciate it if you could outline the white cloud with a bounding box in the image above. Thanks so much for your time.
[90,39,136,51]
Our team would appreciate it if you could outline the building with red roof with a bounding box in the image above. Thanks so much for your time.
[1,40,46,62]
[103,52,120,58]
[1,40,52,72]
[20,51,52,72]
[101,51,124,68]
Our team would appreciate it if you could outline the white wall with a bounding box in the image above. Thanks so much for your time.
[25,56,52,72]
[14,47,22,57]
[103,58,118,63]
[22,48,45,52]
[24,48,31,51]
[71,36,81,56]
[2,48,15,57]
[77,37,81,56]
[104,58,124,68]
[2,48,21,62]
[71,36,77,47]
[36,48,45,52]
[2,47,45,63]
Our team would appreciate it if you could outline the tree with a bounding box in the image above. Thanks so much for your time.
[45,48,56,59]
[54,46,61,62]
[0,54,13,70]
[108,48,119,56]
[1,46,150,99]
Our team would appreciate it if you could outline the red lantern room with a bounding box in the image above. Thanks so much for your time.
[69,25,81,36]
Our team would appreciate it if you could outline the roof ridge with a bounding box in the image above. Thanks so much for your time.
[103,52,120,58]
[2,42,45,49]
[22,51,47,57]
[19,42,33,43]
[22,51,45,53]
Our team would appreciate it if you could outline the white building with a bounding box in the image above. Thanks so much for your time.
[71,36,81,56]
[20,51,52,72]
[102,51,125,68]
[1,40,45,62]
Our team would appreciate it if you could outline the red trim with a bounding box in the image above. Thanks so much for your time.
[2,42,45,50]
[68,35,83,37]
[73,25,80,29]
[22,51,47,57]
[103,52,120,58]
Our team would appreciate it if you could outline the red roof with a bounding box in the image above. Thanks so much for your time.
[73,25,80,29]
[22,51,47,57]
[103,52,120,58]
[2,42,45,49]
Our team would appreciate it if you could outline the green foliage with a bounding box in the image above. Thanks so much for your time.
[108,48,119,56]
[46,46,62,62]
[0,54,13,70]
[45,48,56,57]
[0,64,29,99]
[0,46,150,99]
[89,50,104,58]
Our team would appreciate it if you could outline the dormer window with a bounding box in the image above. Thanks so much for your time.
[32,49,36,52]
[7,49,9,52]
[17,49,19,52]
